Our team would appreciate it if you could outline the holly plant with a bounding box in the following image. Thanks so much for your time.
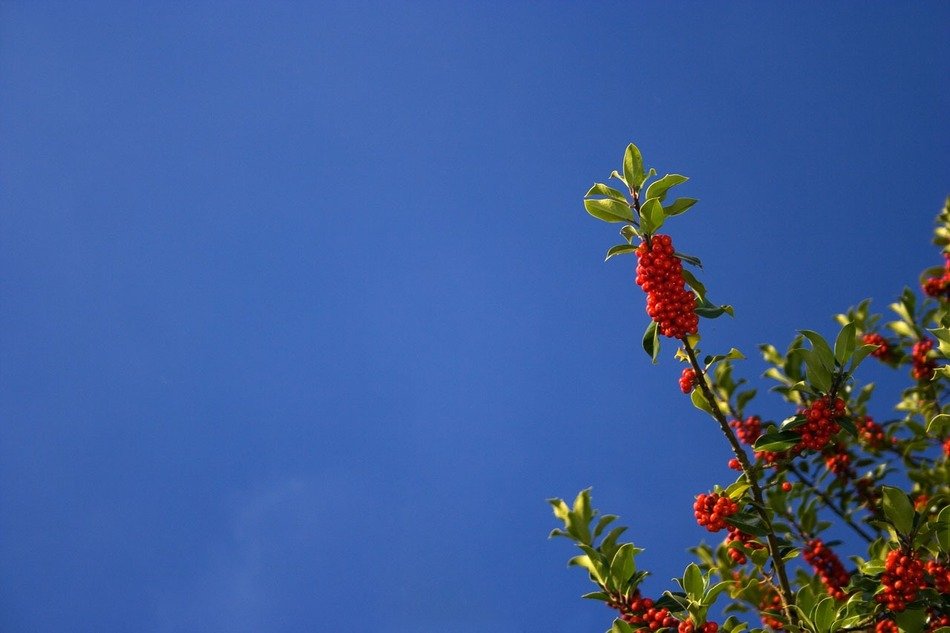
[550,143,950,633]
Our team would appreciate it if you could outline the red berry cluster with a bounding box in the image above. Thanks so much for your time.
[758,590,784,630]
[858,416,887,450]
[823,447,852,478]
[929,612,950,631]
[730,416,762,446]
[610,594,678,631]
[679,367,697,394]
[863,332,892,360]
[727,458,742,471]
[875,620,898,633]
[803,539,851,600]
[725,525,762,565]
[912,339,936,381]
[693,493,739,532]
[922,254,950,299]
[876,548,926,612]
[635,234,698,339]
[944,437,950,457]
[678,621,718,633]
[926,560,950,594]
[795,396,846,452]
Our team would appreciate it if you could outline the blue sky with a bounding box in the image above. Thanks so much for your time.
[1,2,947,631]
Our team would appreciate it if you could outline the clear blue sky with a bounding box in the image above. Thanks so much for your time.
[1,2,947,631]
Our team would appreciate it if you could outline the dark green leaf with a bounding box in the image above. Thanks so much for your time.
[881,485,915,536]
[643,320,660,364]
[754,430,799,452]
[623,144,645,192]
[664,197,698,216]
[640,198,665,234]
[800,330,836,370]
[736,389,757,412]
[803,349,833,392]
[894,608,926,633]
[681,269,707,302]
[849,344,878,373]
[645,174,688,204]
[606,244,638,261]
[838,415,857,437]
[725,512,769,537]
[936,505,950,553]
[674,251,703,268]
[584,198,634,223]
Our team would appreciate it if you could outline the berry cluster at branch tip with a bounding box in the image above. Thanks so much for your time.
[922,253,950,299]
[725,525,762,565]
[678,621,718,633]
[679,367,697,394]
[609,593,678,631]
[876,548,926,612]
[912,339,936,381]
[730,416,762,446]
[635,234,699,339]
[693,493,738,532]
[803,539,851,600]
[926,560,950,594]
[794,396,845,452]
[862,332,891,360]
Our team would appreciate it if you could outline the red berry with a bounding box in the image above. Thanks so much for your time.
[793,396,844,453]
[912,339,937,381]
[730,416,762,446]
[876,548,926,612]
[694,493,738,532]
[635,234,699,339]
[803,539,851,600]
[781,482,792,492]
[679,367,697,394]
[863,332,891,360]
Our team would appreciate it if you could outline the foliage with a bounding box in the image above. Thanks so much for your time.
[551,143,950,632]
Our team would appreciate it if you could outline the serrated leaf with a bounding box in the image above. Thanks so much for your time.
[881,485,915,536]
[606,244,638,261]
[834,322,856,365]
[623,144,645,192]
[640,198,665,234]
[645,174,688,204]
[664,197,698,216]
[584,197,634,223]
[585,182,628,202]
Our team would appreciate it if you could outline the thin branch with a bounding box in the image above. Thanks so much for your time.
[785,462,874,543]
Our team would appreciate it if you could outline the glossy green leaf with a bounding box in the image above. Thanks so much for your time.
[645,174,688,204]
[849,344,879,373]
[582,591,610,602]
[585,183,628,203]
[695,298,735,319]
[936,505,950,553]
[675,251,703,268]
[612,619,635,633]
[803,349,833,392]
[812,597,834,632]
[894,608,926,633]
[725,512,769,537]
[620,225,639,244]
[927,413,950,435]
[664,197,698,216]
[800,330,836,370]
[754,430,799,452]
[610,543,637,590]
[681,269,707,302]
[643,320,660,364]
[834,322,856,365]
[881,485,915,536]
[609,170,628,187]
[623,144,645,192]
[640,198,665,234]
[691,387,715,416]
[584,197,634,223]
[682,563,704,599]
[605,244,638,261]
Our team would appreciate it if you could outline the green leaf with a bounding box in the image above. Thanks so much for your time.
[664,197,698,216]
[725,512,769,537]
[640,198,665,234]
[803,349,833,393]
[927,413,950,435]
[812,597,834,632]
[610,543,637,590]
[612,619,635,633]
[695,296,734,319]
[838,415,857,437]
[620,225,639,244]
[568,554,604,583]
[703,580,733,606]
[548,498,570,522]
[609,170,628,188]
[593,514,618,539]
[691,387,716,416]
[645,174,688,204]
[736,389,757,412]
[881,485,915,536]
[936,505,950,553]
[754,430,799,452]
[585,183,628,202]
[681,269,707,302]
[682,562,705,599]
[800,330,836,370]
[849,344,878,373]
[675,251,703,268]
[834,322,856,365]
[606,244,638,261]
[584,197,634,223]
[894,608,926,633]
[581,591,610,602]
[623,144,645,192]
[643,320,660,364]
